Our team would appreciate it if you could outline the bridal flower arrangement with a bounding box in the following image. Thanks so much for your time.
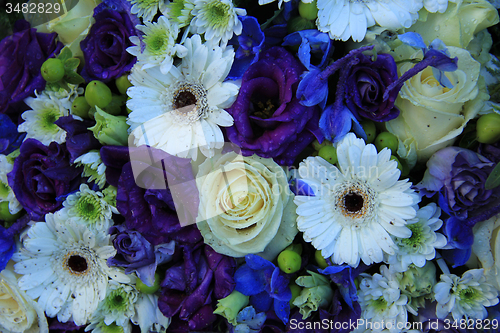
[2,0,500,332]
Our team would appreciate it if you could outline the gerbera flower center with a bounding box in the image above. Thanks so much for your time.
[206,1,231,27]
[67,255,88,273]
[344,192,364,212]
[105,289,128,312]
[170,81,209,123]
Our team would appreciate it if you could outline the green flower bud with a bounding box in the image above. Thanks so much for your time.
[289,282,302,308]
[115,75,133,95]
[136,273,161,294]
[89,107,129,146]
[390,155,403,174]
[0,201,23,223]
[298,0,318,20]
[103,94,127,116]
[41,58,65,83]
[312,139,331,151]
[213,290,249,325]
[314,250,328,269]
[293,271,333,319]
[361,120,377,144]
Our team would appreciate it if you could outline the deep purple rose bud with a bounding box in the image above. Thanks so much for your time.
[226,47,322,165]
[345,53,400,122]
[108,224,175,286]
[80,0,138,81]
[7,139,82,221]
[0,20,62,113]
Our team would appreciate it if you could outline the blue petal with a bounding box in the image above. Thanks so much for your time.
[289,179,316,196]
[269,268,291,302]
[297,68,328,108]
[424,49,458,72]
[235,264,267,296]
[250,291,273,313]
[398,32,426,50]
[444,216,474,249]
[428,38,449,55]
[274,300,290,324]
[442,248,472,268]
[245,254,275,271]
[298,38,312,70]
[319,104,358,143]
[431,67,454,89]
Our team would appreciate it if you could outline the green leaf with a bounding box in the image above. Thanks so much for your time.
[64,58,80,71]
[485,162,500,190]
[57,47,73,62]
[64,71,85,85]
[260,8,283,31]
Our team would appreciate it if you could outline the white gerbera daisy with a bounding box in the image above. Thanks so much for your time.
[0,155,22,214]
[387,203,447,272]
[358,265,408,333]
[74,150,107,189]
[316,0,423,42]
[128,0,168,22]
[127,34,238,161]
[294,133,420,267]
[190,0,246,46]
[128,16,187,75]
[164,0,195,28]
[58,184,118,232]
[12,217,130,325]
[434,269,499,320]
[19,91,74,145]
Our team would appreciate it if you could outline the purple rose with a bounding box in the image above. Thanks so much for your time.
[159,244,236,331]
[0,20,62,113]
[80,0,138,81]
[108,224,175,286]
[225,47,322,165]
[345,53,399,122]
[7,139,82,221]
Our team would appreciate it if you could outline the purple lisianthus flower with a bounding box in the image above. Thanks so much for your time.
[234,254,292,324]
[159,244,237,331]
[345,53,400,122]
[80,0,138,81]
[225,47,322,165]
[7,139,82,221]
[0,20,63,113]
[100,145,201,245]
[108,224,175,286]
[54,116,101,163]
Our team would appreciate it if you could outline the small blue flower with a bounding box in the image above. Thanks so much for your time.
[398,32,458,88]
[228,16,265,80]
[282,30,333,70]
[234,254,292,324]
[231,306,266,333]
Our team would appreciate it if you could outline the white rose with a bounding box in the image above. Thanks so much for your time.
[386,46,489,162]
[196,152,298,260]
[471,213,500,290]
[0,262,48,333]
[25,0,101,58]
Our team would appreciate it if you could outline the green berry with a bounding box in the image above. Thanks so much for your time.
[318,145,337,165]
[390,155,403,174]
[374,132,398,153]
[115,75,132,95]
[103,95,127,116]
[85,80,113,109]
[312,139,331,151]
[289,283,302,308]
[135,273,161,294]
[361,120,377,144]
[41,58,65,83]
[71,96,91,118]
[476,113,500,144]
[298,0,318,20]
[0,201,23,223]
[277,250,302,274]
[314,250,328,269]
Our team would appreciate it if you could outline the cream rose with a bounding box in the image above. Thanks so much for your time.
[386,46,489,162]
[470,213,500,290]
[196,152,297,260]
[0,262,48,333]
[25,0,101,58]
[409,0,499,49]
